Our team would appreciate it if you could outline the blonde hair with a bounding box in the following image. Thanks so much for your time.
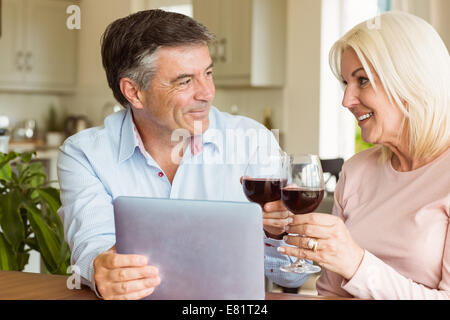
[329,11,450,162]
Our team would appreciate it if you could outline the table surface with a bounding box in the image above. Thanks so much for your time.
[0,270,354,300]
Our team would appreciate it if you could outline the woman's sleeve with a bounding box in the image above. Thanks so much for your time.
[341,224,450,299]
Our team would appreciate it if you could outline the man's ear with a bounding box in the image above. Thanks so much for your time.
[119,78,145,109]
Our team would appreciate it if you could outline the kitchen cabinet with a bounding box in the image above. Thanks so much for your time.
[193,0,286,88]
[0,0,77,92]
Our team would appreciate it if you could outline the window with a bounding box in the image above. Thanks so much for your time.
[378,0,391,12]
[319,0,385,161]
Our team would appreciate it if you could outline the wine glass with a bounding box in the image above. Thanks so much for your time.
[242,146,286,207]
[280,154,325,274]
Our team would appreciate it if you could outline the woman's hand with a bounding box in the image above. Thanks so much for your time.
[278,213,364,280]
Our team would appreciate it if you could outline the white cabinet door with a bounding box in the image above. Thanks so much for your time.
[215,0,251,79]
[24,0,77,89]
[193,0,251,82]
[193,0,285,87]
[0,0,25,85]
[192,0,221,62]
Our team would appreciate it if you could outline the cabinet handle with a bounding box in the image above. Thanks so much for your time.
[16,51,24,71]
[25,52,32,71]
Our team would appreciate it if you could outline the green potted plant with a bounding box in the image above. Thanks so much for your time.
[0,151,70,275]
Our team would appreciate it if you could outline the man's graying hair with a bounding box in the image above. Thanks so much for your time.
[101,9,215,108]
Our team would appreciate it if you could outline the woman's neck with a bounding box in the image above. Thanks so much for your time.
[388,144,447,172]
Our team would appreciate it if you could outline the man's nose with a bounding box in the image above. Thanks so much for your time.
[194,78,215,102]
[341,85,360,109]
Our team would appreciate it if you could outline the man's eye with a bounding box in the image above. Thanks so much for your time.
[179,78,191,86]
[206,70,213,77]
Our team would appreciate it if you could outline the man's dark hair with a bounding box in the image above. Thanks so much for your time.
[101,9,215,107]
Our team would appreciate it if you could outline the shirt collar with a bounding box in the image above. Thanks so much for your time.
[200,107,223,154]
[118,106,223,164]
[118,107,138,164]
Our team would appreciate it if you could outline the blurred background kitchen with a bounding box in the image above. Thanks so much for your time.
[0,0,448,293]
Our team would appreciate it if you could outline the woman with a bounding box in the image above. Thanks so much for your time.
[278,11,450,299]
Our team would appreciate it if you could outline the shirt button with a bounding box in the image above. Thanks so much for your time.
[158,171,164,178]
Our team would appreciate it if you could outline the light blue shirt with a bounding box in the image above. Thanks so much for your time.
[57,106,308,294]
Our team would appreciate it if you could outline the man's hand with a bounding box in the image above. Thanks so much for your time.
[262,200,293,239]
[93,245,161,300]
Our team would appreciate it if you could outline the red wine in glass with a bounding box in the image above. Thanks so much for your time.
[279,154,324,274]
[281,187,324,215]
[243,178,282,206]
[242,146,286,207]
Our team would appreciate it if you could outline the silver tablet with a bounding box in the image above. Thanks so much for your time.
[113,196,265,300]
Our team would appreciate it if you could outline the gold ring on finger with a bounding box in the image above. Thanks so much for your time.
[307,238,319,252]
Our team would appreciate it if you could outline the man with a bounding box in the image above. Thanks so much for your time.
[58,9,307,300]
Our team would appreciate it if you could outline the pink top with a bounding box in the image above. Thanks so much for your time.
[316,147,450,299]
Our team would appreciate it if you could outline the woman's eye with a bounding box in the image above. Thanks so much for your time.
[359,77,369,86]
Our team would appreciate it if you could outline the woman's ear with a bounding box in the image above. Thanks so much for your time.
[119,78,145,109]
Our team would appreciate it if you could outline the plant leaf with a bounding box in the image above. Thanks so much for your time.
[37,188,61,214]
[0,152,18,169]
[16,252,30,271]
[25,203,60,273]
[23,172,47,188]
[56,241,71,275]
[0,190,25,252]
[19,162,44,185]
[0,232,18,270]
[24,237,39,252]
[0,163,12,182]
[36,188,63,234]
[19,152,35,163]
